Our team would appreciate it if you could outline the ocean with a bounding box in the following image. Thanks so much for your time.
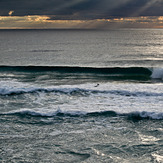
[0,29,163,163]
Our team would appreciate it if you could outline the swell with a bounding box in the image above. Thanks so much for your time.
[0,65,154,82]
[0,109,162,120]
[0,65,152,75]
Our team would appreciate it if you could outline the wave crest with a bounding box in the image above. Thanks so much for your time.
[1,109,162,120]
[151,68,163,80]
[1,86,163,97]
[126,111,163,120]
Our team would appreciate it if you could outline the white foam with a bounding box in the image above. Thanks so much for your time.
[2,109,163,120]
[1,81,163,114]
[0,80,30,95]
[1,82,163,97]
[4,108,87,117]
[151,153,163,163]
[0,86,86,95]
[138,111,163,120]
[151,68,163,80]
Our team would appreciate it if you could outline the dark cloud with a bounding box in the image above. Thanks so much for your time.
[0,0,162,19]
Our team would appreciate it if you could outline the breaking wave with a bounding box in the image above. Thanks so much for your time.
[0,109,162,120]
[0,86,163,97]
[0,65,151,77]
[0,65,162,81]
[151,68,163,80]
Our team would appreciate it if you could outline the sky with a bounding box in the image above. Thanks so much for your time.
[0,0,163,29]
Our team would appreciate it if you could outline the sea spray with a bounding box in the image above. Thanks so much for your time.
[151,68,163,80]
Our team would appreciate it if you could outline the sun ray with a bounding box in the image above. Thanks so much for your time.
[132,0,162,16]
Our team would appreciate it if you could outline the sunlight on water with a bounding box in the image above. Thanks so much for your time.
[0,29,163,67]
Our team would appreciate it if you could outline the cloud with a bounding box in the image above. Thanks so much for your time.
[8,10,14,16]
[0,15,162,29]
[0,0,162,19]
[0,0,162,28]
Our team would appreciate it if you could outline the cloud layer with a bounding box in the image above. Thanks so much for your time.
[0,0,163,19]
[0,0,162,29]
[0,15,163,29]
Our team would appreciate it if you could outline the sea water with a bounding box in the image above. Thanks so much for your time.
[0,29,163,163]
